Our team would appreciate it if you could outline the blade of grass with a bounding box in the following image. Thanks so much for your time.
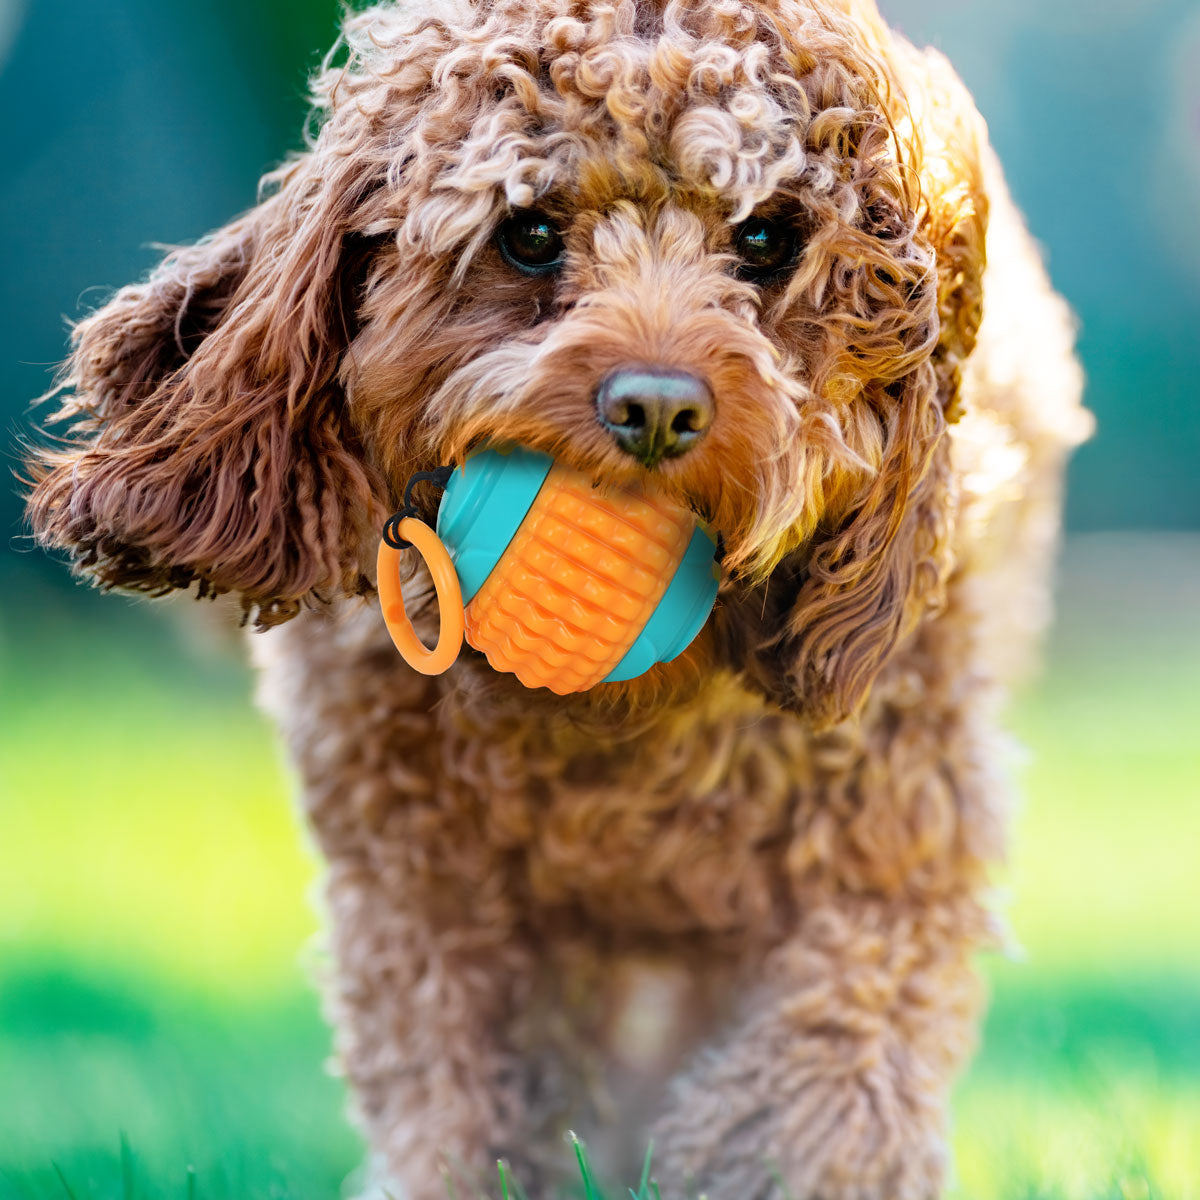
[51,1164,80,1200]
[569,1131,603,1200]
[120,1133,135,1200]
[635,1141,655,1200]
[768,1163,794,1200]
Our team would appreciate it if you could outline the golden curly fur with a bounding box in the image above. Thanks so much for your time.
[26,1,1091,1196]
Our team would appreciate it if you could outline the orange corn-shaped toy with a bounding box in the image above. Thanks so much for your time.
[466,465,696,692]
[377,446,720,694]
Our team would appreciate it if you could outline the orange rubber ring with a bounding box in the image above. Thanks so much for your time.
[376,518,464,675]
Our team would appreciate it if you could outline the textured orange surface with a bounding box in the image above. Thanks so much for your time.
[464,464,695,693]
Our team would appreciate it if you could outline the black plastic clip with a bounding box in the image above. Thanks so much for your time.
[381,465,455,550]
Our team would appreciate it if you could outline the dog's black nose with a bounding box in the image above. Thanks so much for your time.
[594,367,714,467]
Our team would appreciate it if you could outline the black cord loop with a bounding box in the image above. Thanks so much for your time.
[381,465,455,550]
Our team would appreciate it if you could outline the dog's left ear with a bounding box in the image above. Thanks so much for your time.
[25,147,390,626]
[754,38,989,726]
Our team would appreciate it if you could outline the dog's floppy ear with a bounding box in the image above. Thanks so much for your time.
[25,149,387,626]
[755,37,988,727]
[901,43,989,421]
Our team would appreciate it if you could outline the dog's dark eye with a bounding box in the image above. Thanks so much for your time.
[496,211,565,275]
[733,218,796,280]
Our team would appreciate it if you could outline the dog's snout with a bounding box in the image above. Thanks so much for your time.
[595,367,714,467]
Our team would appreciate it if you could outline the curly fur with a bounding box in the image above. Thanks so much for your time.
[26,1,1090,1196]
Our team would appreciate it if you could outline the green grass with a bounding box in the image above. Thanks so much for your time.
[1,535,1198,1199]
[0,966,357,1200]
[1,962,1195,1199]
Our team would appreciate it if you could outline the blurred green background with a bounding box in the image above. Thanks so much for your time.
[0,1,1197,1198]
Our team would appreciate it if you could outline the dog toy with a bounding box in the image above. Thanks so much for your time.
[377,446,720,694]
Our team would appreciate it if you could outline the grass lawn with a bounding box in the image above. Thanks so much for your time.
[1,535,1197,1199]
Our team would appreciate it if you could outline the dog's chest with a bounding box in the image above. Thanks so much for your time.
[257,608,853,938]
[437,683,819,936]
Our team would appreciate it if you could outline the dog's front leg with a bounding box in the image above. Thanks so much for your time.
[255,613,563,1200]
[649,895,985,1200]
[319,854,549,1200]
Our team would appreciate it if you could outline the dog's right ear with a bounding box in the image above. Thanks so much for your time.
[25,150,387,625]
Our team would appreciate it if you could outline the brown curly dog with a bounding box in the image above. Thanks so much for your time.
[26,0,1091,1196]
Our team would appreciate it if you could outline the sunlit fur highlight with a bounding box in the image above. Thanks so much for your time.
[24,1,1090,1197]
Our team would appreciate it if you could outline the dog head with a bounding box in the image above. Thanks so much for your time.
[26,0,988,726]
